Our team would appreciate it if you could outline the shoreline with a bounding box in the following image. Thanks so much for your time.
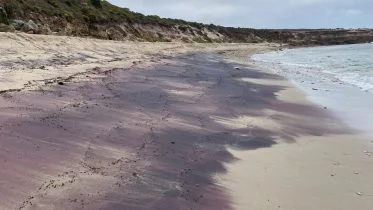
[219,49,373,210]
[250,44,373,138]
[0,34,372,209]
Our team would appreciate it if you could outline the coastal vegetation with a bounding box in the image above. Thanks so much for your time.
[0,0,372,45]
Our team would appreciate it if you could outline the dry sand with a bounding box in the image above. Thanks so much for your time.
[0,32,273,93]
[0,32,372,210]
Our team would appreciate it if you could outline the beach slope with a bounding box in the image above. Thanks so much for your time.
[0,34,372,210]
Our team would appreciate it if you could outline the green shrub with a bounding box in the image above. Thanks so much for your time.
[0,7,9,24]
[91,0,102,8]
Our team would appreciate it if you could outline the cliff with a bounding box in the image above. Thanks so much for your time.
[0,0,373,45]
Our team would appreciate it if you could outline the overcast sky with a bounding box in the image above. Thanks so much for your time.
[107,0,372,29]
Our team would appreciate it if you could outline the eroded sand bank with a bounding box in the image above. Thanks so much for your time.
[0,33,372,210]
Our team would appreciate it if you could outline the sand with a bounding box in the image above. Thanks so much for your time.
[213,66,373,210]
[0,32,274,93]
[0,32,372,210]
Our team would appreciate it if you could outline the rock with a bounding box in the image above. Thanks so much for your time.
[11,20,25,31]
[0,23,14,32]
[23,20,40,34]
[40,24,52,35]
[312,88,318,91]
[58,81,65,86]
[11,19,40,34]
[0,7,9,25]
[234,67,240,70]
[106,27,126,40]
[170,141,176,144]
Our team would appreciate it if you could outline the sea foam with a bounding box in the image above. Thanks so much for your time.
[252,43,373,137]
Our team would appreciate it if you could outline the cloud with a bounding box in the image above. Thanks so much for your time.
[344,9,363,16]
[108,0,373,28]
[147,2,238,19]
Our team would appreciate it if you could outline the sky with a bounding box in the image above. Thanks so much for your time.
[107,0,373,29]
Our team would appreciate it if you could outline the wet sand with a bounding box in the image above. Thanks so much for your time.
[213,68,373,210]
[0,33,372,210]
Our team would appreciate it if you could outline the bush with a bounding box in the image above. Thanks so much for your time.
[0,7,9,25]
[91,0,102,8]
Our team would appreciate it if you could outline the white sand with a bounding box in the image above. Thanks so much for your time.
[0,32,275,92]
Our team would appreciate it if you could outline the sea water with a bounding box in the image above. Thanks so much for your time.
[252,43,373,137]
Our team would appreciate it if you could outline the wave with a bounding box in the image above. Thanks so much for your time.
[253,43,373,93]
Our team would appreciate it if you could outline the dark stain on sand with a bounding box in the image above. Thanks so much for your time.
[0,53,349,210]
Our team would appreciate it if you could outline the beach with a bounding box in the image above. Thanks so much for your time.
[0,33,372,210]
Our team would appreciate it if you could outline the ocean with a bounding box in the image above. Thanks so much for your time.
[252,43,373,137]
